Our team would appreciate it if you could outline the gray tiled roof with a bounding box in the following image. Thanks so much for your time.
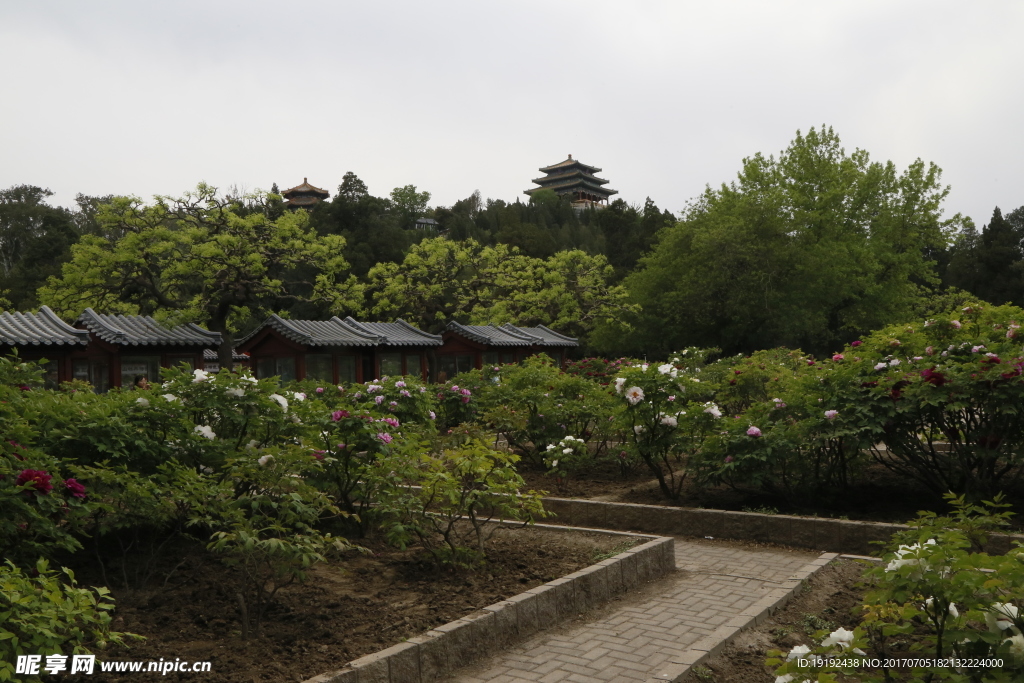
[77,309,222,347]
[445,321,539,346]
[502,324,578,347]
[0,306,90,346]
[239,315,383,347]
[342,318,443,347]
[204,348,250,361]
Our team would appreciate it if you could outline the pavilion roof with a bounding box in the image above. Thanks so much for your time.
[538,155,602,174]
[282,178,330,199]
[532,169,611,186]
[341,318,443,346]
[240,315,383,347]
[0,306,90,347]
[501,324,578,347]
[445,321,541,346]
[524,177,618,197]
[77,309,222,347]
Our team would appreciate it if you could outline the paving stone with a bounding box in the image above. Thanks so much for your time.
[449,538,821,682]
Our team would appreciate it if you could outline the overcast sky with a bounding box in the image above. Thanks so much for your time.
[2,1,1022,228]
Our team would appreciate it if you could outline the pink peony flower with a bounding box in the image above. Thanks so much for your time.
[331,409,350,421]
[312,450,326,460]
[824,410,838,420]
[316,387,324,394]
[951,320,962,329]
[851,340,862,347]
[832,354,844,361]
[376,432,393,444]
[724,456,734,463]
[746,426,762,438]
[375,395,385,405]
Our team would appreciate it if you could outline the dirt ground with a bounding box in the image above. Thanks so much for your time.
[679,558,869,683]
[74,525,638,683]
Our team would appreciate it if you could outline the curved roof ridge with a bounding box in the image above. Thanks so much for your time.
[0,307,92,346]
[79,308,130,343]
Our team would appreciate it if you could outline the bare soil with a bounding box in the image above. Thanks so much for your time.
[72,526,638,683]
[678,558,869,683]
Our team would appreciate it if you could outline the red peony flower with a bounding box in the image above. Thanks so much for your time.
[16,469,52,495]
[63,478,87,498]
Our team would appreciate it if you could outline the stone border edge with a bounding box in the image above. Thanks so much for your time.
[650,551,840,683]
[540,497,1023,556]
[303,523,675,683]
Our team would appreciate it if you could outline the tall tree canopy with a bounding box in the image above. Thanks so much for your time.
[359,237,633,341]
[39,184,354,367]
[0,185,81,309]
[945,206,1024,307]
[598,127,963,356]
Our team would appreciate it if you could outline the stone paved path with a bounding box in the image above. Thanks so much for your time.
[447,538,818,682]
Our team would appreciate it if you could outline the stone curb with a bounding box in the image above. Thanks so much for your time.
[303,524,675,683]
[645,552,840,683]
[540,497,1024,556]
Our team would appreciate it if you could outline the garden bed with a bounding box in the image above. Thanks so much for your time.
[75,525,640,683]
[679,558,868,683]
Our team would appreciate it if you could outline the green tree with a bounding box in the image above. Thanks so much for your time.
[360,237,527,333]
[0,185,81,309]
[946,206,1024,307]
[603,127,962,356]
[38,183,355,368]
[389,184,431,229]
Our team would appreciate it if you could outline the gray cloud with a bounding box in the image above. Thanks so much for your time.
[2,1,1021,227]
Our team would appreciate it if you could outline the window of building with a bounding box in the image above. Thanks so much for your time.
[306,354,333,381]
[121,356,161,387]
[405,354,422,378]
[379,352,403,377]
[337,355,356,384]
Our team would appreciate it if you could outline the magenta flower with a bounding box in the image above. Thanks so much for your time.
[316,387,324,394]
[375,395,385,405]
[331,409,350,421]
[395,381,406,388]
[64,478,87,498]
[16,469,52,495]
[746,426,762,438]
[337,443,347,450]
[724,456,734,463]
[400,390,411,397]
[832,354,844,361]
[312,450,326,461]
[851,340,862,347]
[376,432,393,444]
[381,417,400,428]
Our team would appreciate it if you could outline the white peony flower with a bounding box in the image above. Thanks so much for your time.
[194,424,216,440]
[257,454,275,467]
[546,444,556,451]
[135,397,150,407]
[703,403,722,419]
[614,377,626,394]
[986,603,1019,632]
[269,393,289,412]
[225,387,245,397]
[240,374,259,384]
[1005,633,1024,658]
[162,393,180,402]
[624,386,645,405]
[657,363,673,375]
[562,447,573,454]
[292,392,306,401]
[821,627,856,650]
[633,425,645,434]
[245,439,260,449]
[786,644,811,661]
[193,369,209,382]
[551,459,558,468]
[659,415,678,427]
